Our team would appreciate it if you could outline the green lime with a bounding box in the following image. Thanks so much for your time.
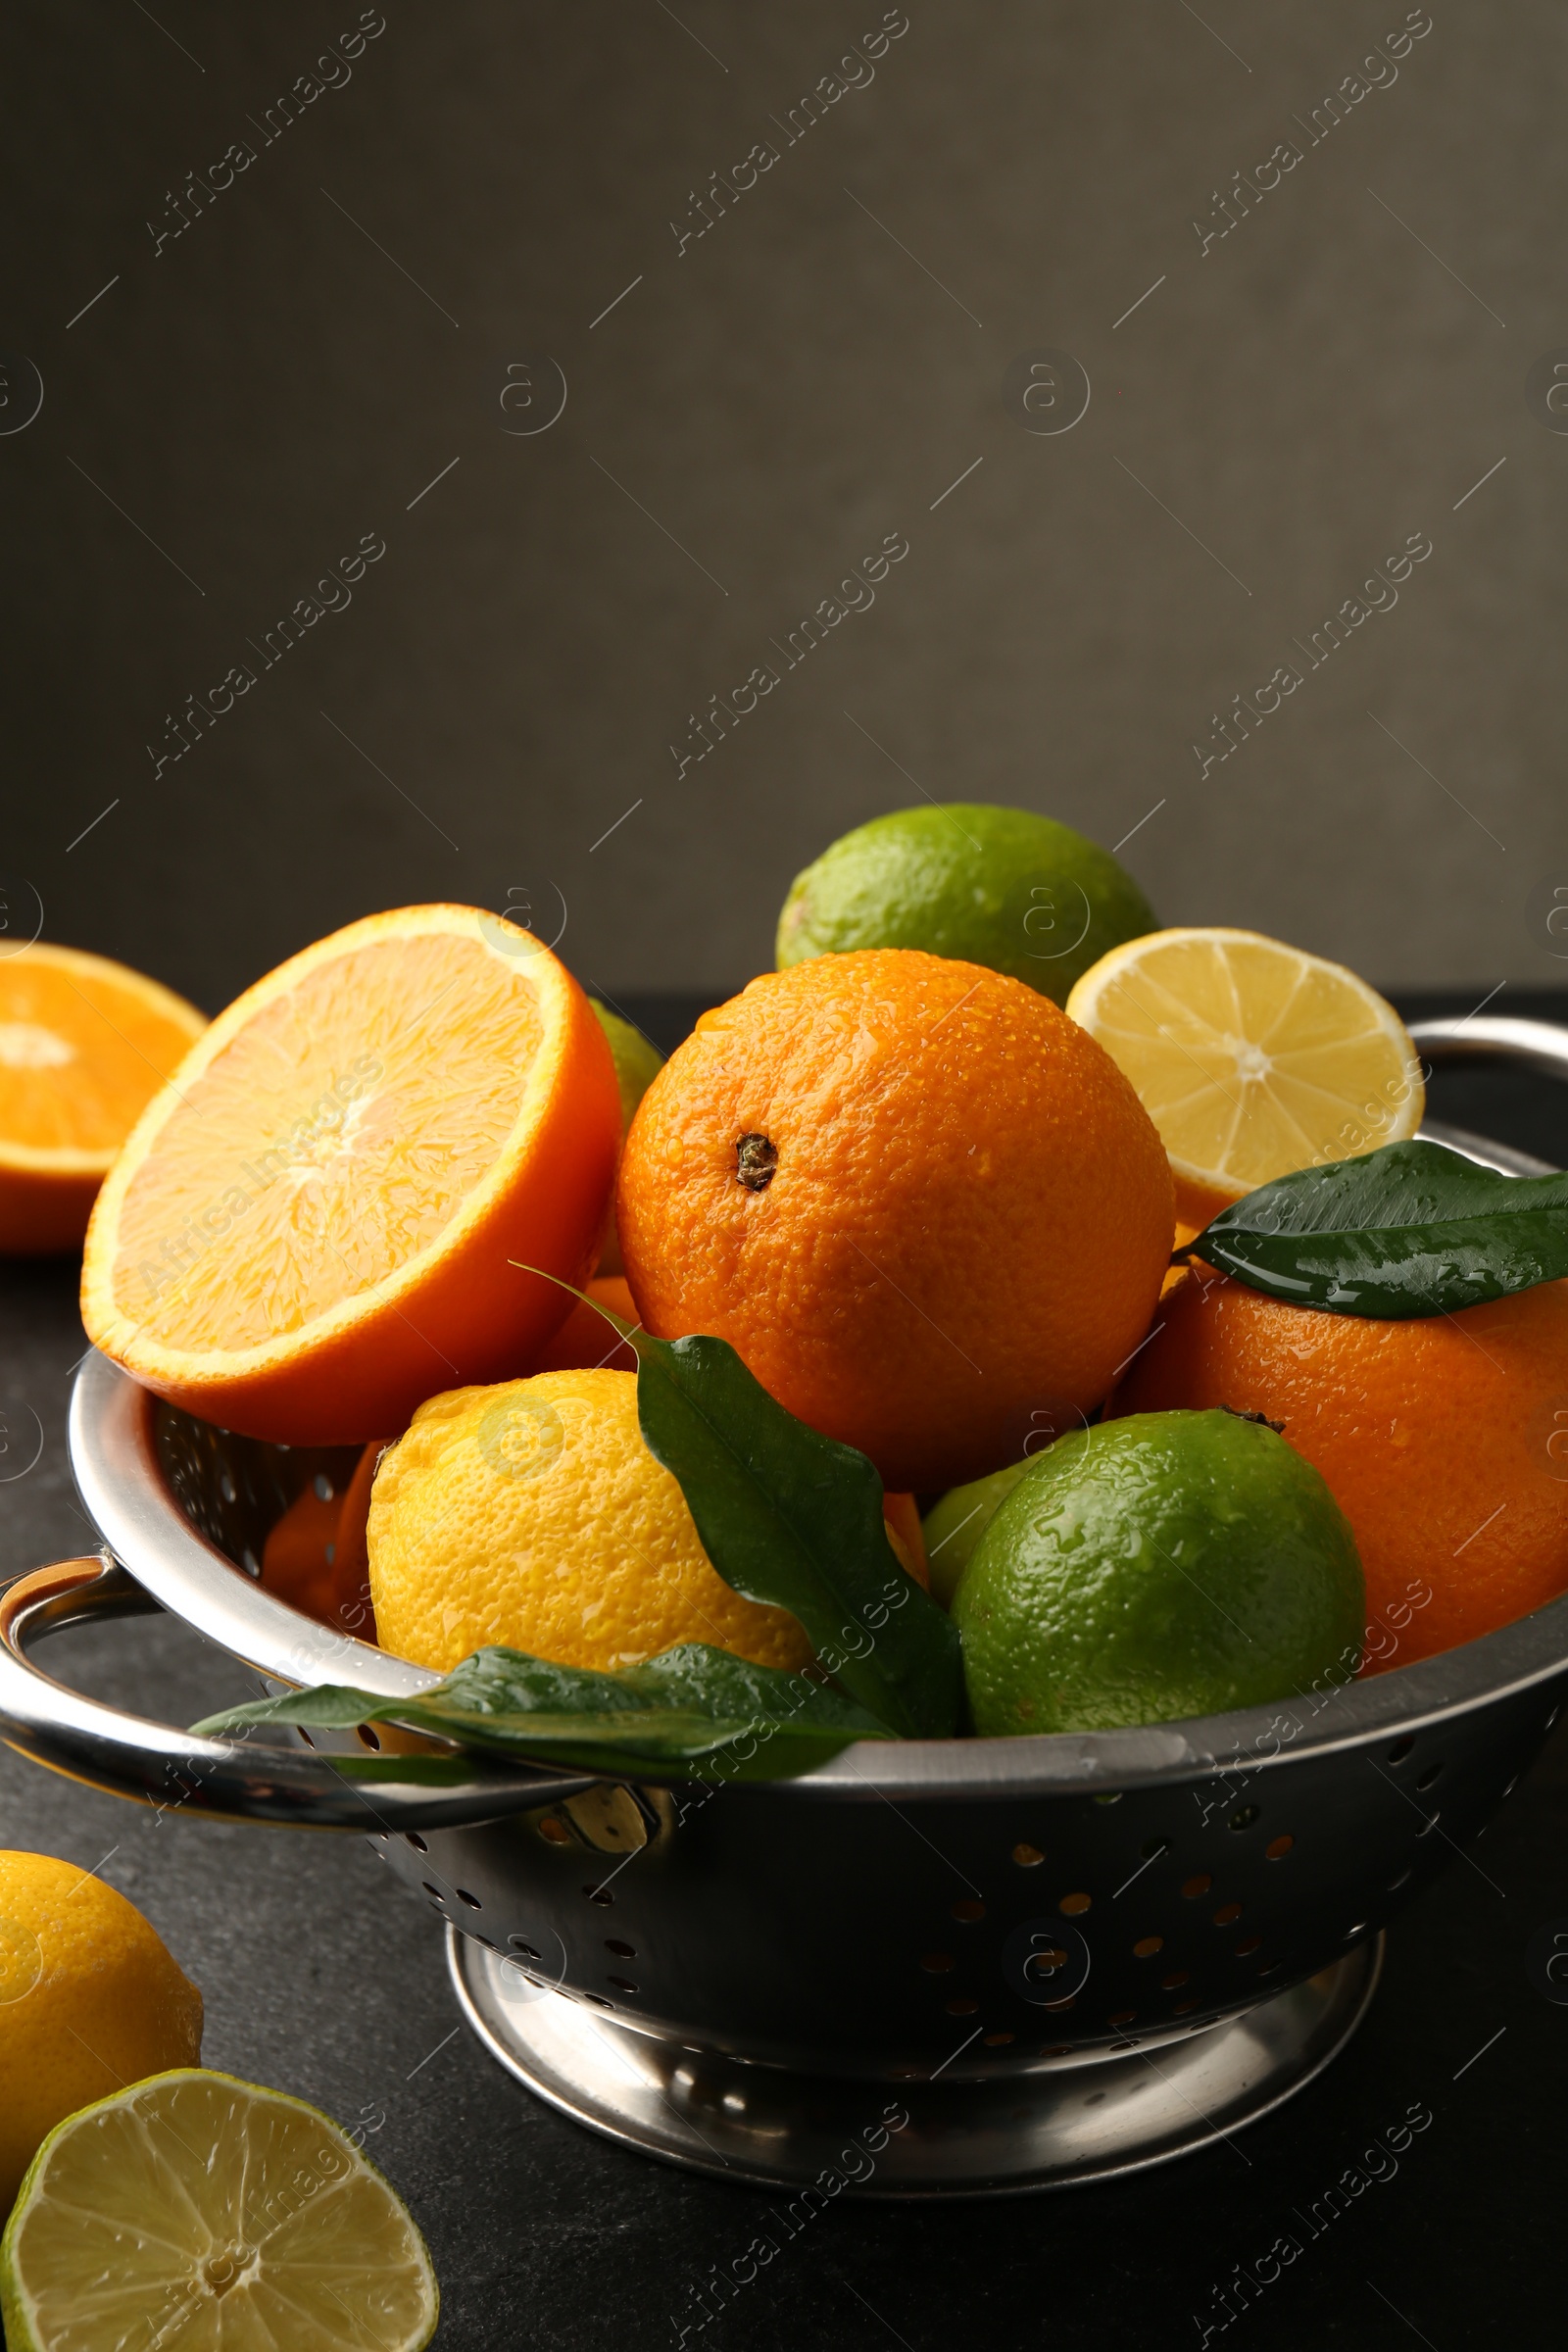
[589,1002,664,1279]
[589,999,664,1134]
[921,1461,1033,1608]
[2,2069,438,2351]
[775,805,1156,1006]
[953,1410,1364,1735]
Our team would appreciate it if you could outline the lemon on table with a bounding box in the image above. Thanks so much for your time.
[0,2070,438,2351]
[0,1850,203,2211]
[368,1366,813,1675]
[953,1410,1365,1735]
[775,805,1156,1006]
[1065,926,1424,1234]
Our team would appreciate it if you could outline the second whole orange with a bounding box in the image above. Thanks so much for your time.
[615,951,1173,1492]
[1111,1266,1568,1667]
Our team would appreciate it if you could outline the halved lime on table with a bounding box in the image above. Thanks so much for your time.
[1,2070,438,2350]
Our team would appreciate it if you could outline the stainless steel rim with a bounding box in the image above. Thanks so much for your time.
[66,1344,1568,1800]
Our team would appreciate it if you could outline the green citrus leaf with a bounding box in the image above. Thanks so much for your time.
[1188,1138,1568,1316]
[191,1642,893,1782]
[624,1327,965,1739]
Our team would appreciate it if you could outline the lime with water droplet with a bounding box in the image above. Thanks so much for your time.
[954,1410,1365,1734]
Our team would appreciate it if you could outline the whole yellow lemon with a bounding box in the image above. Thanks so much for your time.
[368,1367,812,1675]
[0,1851,203,2211]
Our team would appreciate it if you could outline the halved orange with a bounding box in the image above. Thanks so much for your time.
[81,906,620,1443]
[0,943,206,1255]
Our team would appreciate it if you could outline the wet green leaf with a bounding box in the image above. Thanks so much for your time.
[1188,1139,1568,1316]
[624,1325,965,1738]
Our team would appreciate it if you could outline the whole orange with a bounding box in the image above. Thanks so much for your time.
[1112,1267,1568,1668]
[615,951,1172,1491]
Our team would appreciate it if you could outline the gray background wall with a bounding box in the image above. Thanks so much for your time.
[4,0,1565,1015]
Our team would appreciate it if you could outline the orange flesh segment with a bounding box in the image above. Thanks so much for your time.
[111,933,544,1349]
[0,957,200,1160]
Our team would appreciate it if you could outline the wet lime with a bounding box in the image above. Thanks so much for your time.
[921,1462,1032,1607]
[775,805,1155,1006]
[953,1410,1364,1734]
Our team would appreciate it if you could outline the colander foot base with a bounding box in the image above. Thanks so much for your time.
[447,1927,1383,2196]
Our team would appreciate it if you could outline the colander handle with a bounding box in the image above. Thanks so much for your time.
[0,1556,593,1832]
[1407,1012,1568,1082]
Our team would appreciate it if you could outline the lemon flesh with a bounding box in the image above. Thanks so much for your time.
[1,2069,438,2352]
[1065,926,1423,1220]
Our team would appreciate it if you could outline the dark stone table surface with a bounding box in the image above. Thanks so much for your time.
[1,991,1565,2350]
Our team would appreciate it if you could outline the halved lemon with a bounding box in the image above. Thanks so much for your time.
[0,2070,437,2351]
[1065,927,1424,1235]
[0,942,206,1254]
[81,906,621,1443]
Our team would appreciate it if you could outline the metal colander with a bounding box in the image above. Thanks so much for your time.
[2,1015,1565,2194]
